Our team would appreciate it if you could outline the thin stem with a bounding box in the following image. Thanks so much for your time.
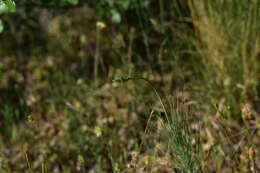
[25,152,33,173]
[94,29,100,84]
[113,76,170,123]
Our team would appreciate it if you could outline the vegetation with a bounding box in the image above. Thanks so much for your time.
[0,0,259,172]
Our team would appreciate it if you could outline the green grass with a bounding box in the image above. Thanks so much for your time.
[166,102,200,173]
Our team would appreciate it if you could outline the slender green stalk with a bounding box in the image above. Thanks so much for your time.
[94,28,101,84]
[113,76,170,123]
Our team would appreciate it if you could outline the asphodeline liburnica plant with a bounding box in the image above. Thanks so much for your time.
[113,76,201,173]
[94,21,106,84]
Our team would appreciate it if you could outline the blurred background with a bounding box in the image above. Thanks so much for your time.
[0,0,259,172]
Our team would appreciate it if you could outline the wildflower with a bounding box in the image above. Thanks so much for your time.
[74,101,81,109]
[113,163,119,172]
[247,147,255,160]
[27,115,34,123]
[241,104,253,120]
[96,21,106,30]
[94,126,102,137]
[76,78,83,85]
[26,94,36,106]
[78,155,85,165]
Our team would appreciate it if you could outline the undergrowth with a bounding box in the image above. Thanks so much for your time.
[0,0,259,172]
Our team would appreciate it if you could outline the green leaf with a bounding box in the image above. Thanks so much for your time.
[111,9,121,23]
[119,0,131,9]
[0,0,15,14]
[5,0,15,12]
[66,0,78,5]
[0,1,9,14]
[0,19,3,34]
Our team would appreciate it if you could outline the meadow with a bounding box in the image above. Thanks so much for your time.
[0,0,259,172]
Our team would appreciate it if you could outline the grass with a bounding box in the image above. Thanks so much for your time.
[166,102,200,173]
[112,76,201,172]
[189,0,260,120]
[0,0,259,172]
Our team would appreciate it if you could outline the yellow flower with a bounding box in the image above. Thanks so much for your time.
[27,115,34,123]
[78,155,85,165]
[241,104,253,120]
[247,147,255,160]
[74,101,81,109]
[94,126,102,137]
[96,21,106,30]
